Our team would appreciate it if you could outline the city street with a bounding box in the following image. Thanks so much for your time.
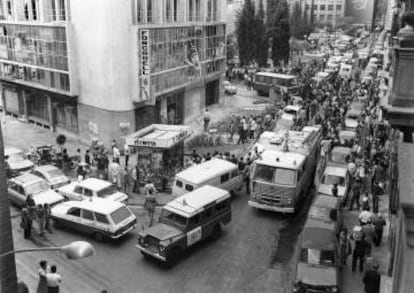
[11,189,314,293]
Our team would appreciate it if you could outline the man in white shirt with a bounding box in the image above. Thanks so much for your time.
[47,265,61,293]
[112,144,120,163]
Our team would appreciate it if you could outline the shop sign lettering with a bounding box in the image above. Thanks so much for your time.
[139,30,151,101]
[134,139,157,147]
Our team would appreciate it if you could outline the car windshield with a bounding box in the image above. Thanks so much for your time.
[8,152,25,162]
[160,209,187,230]
[309,206,332,222]
[322,174,345,186]
[47,169,65,178]
[275,168,296,185]
[330,152,348,164]
[300,248,335,266]
[253,164,275,182]
[24,181,49,195]
[110,206,132,224]
[97,185,118,198]
[253,165,296,185]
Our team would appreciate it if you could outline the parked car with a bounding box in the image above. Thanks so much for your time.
[292,222,341,293]
[7,173,65,207]
[307,194,343,235]
[51,198,137,241]
[32,165,71,190]
[5,146,34,176]
[136,185,231,267]
[327,146,352,169]
[224,82,237,95]
[57,178,128,203]
[318,166,350,200]
[339,130,357,145]
[281,105,302,121]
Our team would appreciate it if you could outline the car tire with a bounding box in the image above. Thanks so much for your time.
[210,224,222,241]
[94,232,105,242]
[164,248,182,268]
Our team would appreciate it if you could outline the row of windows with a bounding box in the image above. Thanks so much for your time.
[0,0,69,22]
[305,4,342,11]
[135,0,219,24]
[0,62,70,92]
[319,14,342,21]
[150,58,225,94]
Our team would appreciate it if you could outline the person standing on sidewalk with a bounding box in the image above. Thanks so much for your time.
[36,204,46,236]
[203,109,211,132]
[46,265,62,293]
[362,222,375,256]
[21,206,32,239]
[122,167,130,195]
[84,149,91,166]
[131,165,140,194]
[349,173,362,211]
[339,228,351,266]
[36,260,48,293]
[229,120,235,143]
[144,180,158,227]
[124,143,130,167]
[43,204,52,233]
[363,263,380,293]
[373,213,386,246]
[351,225,367,272]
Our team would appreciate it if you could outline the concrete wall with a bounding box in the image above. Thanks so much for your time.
[70,0,138,112]
[77,102,135,147]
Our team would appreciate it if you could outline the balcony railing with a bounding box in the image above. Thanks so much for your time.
[0,9,70,23]
[136,10,220,24]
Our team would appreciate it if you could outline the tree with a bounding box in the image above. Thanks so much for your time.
[0,126,18,292]
[236,0,257,66]
[254,0,268,67]
[268,0,290,66]
[290,1,313,40]
[226,33,236,65]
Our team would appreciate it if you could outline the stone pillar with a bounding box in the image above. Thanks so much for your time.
[46,95,53,131]
[21,90,28,122]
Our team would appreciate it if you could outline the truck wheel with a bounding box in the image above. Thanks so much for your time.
[165,248,182,268]
[211,224,222,241]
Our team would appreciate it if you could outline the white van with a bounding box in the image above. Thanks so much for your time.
[173,159,240,196]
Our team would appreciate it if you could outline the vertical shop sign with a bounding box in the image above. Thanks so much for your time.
[139,30,152,104]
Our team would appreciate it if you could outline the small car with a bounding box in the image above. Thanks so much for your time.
[32,165,71,190]
[281,105,302,121]
[7,173,65,207]
[51,198,137,241]
[293,223,341,293]
[339,130,357,145]
[224,83,237,95]
[307,194,343,235]
[5,146,34,175]
[57,178,128,203]
[318,166,349,200]
[327,146,352,169]
[137,185,231,267]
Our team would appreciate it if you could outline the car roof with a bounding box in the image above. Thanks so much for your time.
[5,146,23,155]
[58,198,125,214]
[301,226,336,250]
[257,150,306,170]
[339,130,356,137]
[77,178,111,191]
[331,146,352,155]
[175,159,237,185]
[12,173,44,186]
[34,165,60,173]
[313,194,340,209]
[164,185,230,218]
[324,166,347,177]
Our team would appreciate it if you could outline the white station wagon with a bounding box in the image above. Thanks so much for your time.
[57,178,128,203]
[51,198,137,241]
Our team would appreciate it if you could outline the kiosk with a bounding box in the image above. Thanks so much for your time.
[126,124,190,188]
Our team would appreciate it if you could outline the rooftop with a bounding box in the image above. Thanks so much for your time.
[165,185,230,218]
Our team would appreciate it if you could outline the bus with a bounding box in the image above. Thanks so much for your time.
[253,72,301,96]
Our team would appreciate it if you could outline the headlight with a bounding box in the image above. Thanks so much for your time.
[329,286,338,293]
[292,281,303,292]
[159,245,167,255]
[137,236,145,245]
[286,198,292,205]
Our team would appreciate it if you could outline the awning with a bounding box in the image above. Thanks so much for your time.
[126,124,190,149]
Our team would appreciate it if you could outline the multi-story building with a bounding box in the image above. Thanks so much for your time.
[0,0,226,146]
[302,0,345,27]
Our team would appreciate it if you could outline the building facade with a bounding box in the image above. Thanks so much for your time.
[0,0,226,146]
[302,0,345,27]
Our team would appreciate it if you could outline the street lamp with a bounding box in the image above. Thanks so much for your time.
[0,241,96,260]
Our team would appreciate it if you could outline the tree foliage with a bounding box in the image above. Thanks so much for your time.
[254,0,268,67]
[290,1,313,40]
[235,0,257,66]
[268,0,290,66]
[226,33,237,64]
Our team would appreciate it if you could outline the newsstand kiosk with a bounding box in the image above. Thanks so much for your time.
[125,124,190,189]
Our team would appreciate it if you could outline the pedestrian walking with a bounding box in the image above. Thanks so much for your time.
[122,167,130,195]
[124,143,130,167]
[229,120,235,142]
[112,144,120,164]
[144,180,158,227]
[46,265,61,293]
[372,213,386,246]
[362,222,375,256]
[363,263,380,293]
[36,204,45,236]
[75,149,81,164]
[203,109,211,132]
[84,149,91,166]
[26,194,35,209]
[351,225,367,272]
[43,204,52,233]
[242,162,251,195]
[349,174,362,211]
[339,228,351,267]
[362,193,370,211]
[36,260,48,293]
[21,206,32,239]
[131,165,140,194]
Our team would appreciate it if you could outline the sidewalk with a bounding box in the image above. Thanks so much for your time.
[342,192,390,293]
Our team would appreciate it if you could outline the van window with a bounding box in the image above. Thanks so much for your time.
[95,213,110,224]
[215,200,229,213]
[185,184,194,192]
[175,180,183,187]
[74,186,83,194]
[68,208,81,217]
[231,170,239,178]
[220,173,229,183]
[82,210,94,220]
[203,207,214,220]
[84,188,93,197]
[188,214,201,227]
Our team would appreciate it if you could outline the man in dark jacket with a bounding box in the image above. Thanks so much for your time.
[363,264,380,293]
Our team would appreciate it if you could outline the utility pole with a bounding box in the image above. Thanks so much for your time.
[0,123,18,293]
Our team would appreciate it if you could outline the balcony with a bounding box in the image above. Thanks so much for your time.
[0,9,70,24]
